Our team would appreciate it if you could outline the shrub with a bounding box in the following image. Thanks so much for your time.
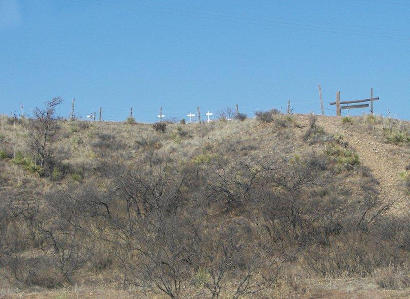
[51,166,66,181]
[366,114,377,124]
[374,266,410,290]
[325,143,360,169]
[71,172,83,183]
[255,109,281,123]
[342,116,353,124]
[0,150,11,160]
[192,153,216,164]
[385,130,410,145]
[303,115,327,144]
[153,122,167,133]
[235,113,247,121]
[12,152,43,174]
[126,116,136,124]
[400,170,410,194]
[91,133,124,155]
[218,107,236,121]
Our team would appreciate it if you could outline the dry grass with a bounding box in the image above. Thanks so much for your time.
[0,114,409,298]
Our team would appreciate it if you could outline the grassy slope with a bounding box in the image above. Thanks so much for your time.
[0,114,409,298]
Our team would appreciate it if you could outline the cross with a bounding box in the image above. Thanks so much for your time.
[187,113,195,123]
[157,107,165,121]
[206,111,213,123]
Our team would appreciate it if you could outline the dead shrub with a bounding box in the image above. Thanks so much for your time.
[153,122,167,132]
[303,115,328,144]
[91,133,124,157]
[255,109,281,123]
[374,266,410,290]
[235,113,247,121]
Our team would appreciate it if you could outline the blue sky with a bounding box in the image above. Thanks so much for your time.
[1,0,409,122]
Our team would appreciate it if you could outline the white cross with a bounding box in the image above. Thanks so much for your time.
[157,113,165,121]
[187,113,195,123]
[206,111,213,123]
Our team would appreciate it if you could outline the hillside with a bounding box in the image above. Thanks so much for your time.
[0,110,409,298]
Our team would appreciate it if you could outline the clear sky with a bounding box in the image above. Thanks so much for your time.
[1,0,409,122]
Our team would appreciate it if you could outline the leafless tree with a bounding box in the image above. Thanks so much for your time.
[28,97,63,175]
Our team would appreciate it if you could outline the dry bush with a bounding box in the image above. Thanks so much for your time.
[374,266,409,290]
[26,98,63,176]
[2,255,64,289]
[1,112,408,296]
[303,115,328,144]
[91,132,125,158]
[217,107,236,121]
[125,116,137,124]
[303,233,402,278]
[153,122,167,132]
[235,113,247,121]
[255,109,281,123]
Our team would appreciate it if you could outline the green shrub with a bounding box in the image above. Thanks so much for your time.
[0,150,11,160]
[325,144,360,169]
[51,167,65,181]
[69,125,80,133]
[12,152,43,174]
[71,136,84,145]
[71,173,83,183]
[342,116,353,124]
[385,130,410,145]
[192,153,216,164]
[366,114,377,124]
[126,117,137,124]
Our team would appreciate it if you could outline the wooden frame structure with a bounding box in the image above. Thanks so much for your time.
[330,88,379,116]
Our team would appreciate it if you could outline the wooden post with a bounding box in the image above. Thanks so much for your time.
[318,85,324,115]
[99,107,102,121]
[336,91,341,116]
[70,98,75,120]
[197,106,201,123]
[235,104,239,115]
[13,120,16,159]
[370,88,374,115]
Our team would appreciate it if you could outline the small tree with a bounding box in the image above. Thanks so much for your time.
[28,97,62,175]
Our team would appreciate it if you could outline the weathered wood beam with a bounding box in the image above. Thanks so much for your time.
[341,104,369,110]
[330,97,379,105]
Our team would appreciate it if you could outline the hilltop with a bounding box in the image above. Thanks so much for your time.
[0,109,409,298]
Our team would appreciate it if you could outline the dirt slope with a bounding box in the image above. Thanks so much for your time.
[315,115,409,216]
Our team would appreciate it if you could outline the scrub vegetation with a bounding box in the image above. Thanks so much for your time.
[0,101,409,298]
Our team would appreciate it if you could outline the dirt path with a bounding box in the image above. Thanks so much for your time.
[314,116,409,216]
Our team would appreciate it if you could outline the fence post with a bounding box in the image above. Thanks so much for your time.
[197,106,201,123]
[336,91,341,116]
[370,88,374,115]
[70,98,75,120]
[318,85,324,115]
